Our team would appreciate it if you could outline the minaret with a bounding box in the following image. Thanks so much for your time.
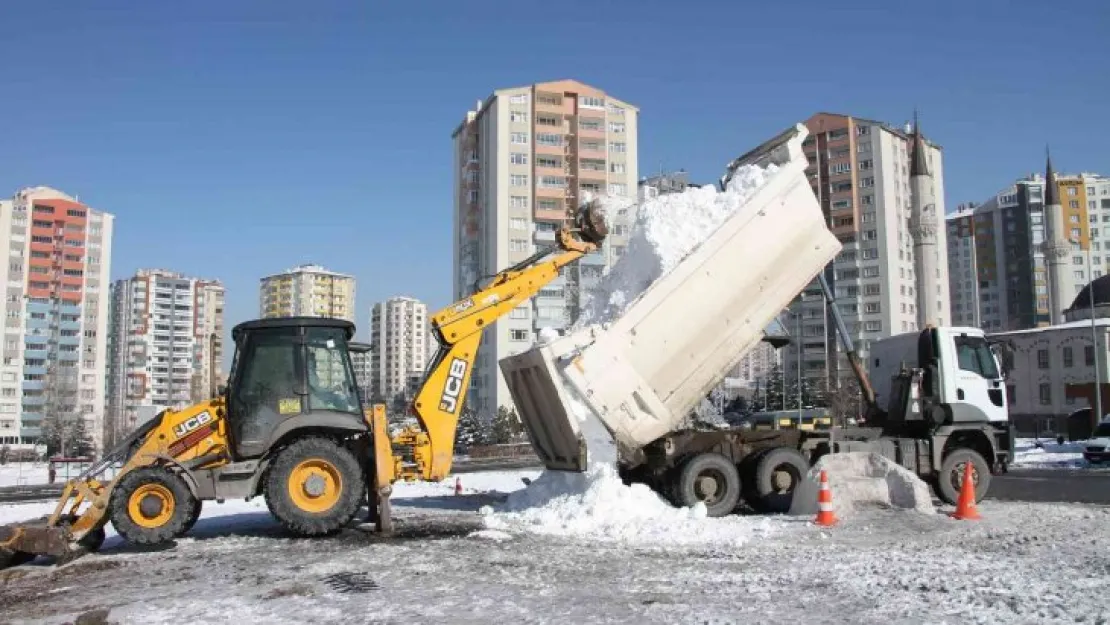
[1043,149,1069,325]
[908,112,939,329]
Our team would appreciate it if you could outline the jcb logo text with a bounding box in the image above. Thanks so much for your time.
[173,411,213,439]
[438,358,468,413]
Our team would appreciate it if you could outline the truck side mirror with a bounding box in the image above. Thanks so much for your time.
[217,384,228,396]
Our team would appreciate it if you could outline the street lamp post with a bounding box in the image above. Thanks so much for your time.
[1075,238,1102,433]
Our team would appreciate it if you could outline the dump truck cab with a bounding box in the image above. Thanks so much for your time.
[225,317,368,461]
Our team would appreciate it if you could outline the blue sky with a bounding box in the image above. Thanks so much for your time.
[1,0,1107,362]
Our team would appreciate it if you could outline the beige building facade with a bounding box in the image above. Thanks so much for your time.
[451,79,639,416]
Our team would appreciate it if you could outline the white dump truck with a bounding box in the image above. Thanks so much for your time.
[500,123,1015,516]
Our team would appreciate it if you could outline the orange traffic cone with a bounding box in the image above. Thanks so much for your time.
[949,461,981,520]
[454,476,462,496]
[814,469,838,527]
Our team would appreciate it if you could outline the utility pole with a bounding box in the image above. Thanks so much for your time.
[1086,242,1103,432]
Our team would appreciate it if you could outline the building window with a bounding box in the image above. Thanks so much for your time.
[608,183,627,197]
[1063,347,1074,367]
[510,132,529,144]
[510,196,528,209]
[509,239,529,253]
[858,159,873,170]
[830,162,852,175]
[610,162,625,174]
[509,94,528,104]
[609,142,626,153]
[510,152,528,165]
[864,302,880,313]
[510,174,528,187]
[863,266,880,278]
[1085,345,1095,365]
[1070,200,1080,209]
[864,320,882,332]
[579,95,604,109]
[510,329,529,341]
[609,122,625,133]
[539,176,566,188]
[510,111,528,123]
[1037,349,1049,369]
[509,218,528,230]
[536,133,562,147]
[1039,383,1051,405]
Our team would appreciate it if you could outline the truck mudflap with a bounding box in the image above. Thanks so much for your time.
[501,122,842,472]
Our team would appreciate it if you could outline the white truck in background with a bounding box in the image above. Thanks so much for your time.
[500,123,1015,516]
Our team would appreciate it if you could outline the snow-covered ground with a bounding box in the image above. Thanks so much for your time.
[2,467,1109,624]
[1012,437,1107,469]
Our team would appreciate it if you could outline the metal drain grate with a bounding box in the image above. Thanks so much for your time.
[322,571,380,594]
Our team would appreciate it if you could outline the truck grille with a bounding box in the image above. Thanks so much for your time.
[1087,446,1106,453]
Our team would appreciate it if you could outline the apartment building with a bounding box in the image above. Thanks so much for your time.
[782,113,950,392]
[638,170,699,200]
[0,187,113,453]
[947,166,1110,331]
[451,79,639,416]
[105,269,224,447]
[369,296,431,403]
[259,263,355,323]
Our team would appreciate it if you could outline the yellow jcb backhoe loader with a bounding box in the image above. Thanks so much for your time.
[0,202,607,569]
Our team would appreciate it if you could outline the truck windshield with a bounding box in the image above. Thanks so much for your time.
[954,335,1000,379]
[1094,422,1110,438]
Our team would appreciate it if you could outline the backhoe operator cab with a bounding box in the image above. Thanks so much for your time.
[226,317,368,461]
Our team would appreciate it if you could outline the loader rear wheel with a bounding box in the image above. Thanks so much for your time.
[674,453,742,517]
[109,467,197,546]
[180,499,203,537]
[264,437,364,537]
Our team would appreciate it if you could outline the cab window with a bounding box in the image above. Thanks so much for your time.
[954,335,1000,379]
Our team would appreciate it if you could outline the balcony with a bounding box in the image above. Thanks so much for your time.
[20,427,42,439]
[21,380,44,391]
[23,348,48,360]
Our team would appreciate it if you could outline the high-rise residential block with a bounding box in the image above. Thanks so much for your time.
[946,167,1110,331]
[451,79,639,416]
[0,186,113,454]
[105,269,225,447]
[782,113,950,393]
[259,263,355,322]
[369,296,431,403]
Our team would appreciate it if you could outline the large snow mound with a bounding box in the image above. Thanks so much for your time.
[480,463,777,546]
[788,452,936,518]
[575,162,780,327]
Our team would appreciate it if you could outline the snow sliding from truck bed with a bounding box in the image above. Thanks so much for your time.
[485,163,792,543]
[575,160,781,327]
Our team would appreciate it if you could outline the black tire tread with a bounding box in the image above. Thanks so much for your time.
[934,448,990,506]
[752,447,810,514]
[673,452,742,517]
[263,436,365,537]
[108,467,197,546]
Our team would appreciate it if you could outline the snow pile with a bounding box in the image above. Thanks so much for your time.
[480,462,775,546]
[788,452,935,518]
[575,162,780,327]
[1012,437,1092,469]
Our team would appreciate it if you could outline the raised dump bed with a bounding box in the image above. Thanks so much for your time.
[500,123,842,471]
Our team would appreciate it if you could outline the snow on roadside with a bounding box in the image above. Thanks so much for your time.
[1012,437,1100,469]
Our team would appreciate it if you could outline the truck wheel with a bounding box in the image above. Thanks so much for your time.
[751,447,810,514]
[109,467,198,546]
[674,453,741,517]
[934,449,990,506]
[739,449,770,512]
[264,437,365,537]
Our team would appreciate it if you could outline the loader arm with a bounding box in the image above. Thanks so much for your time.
[395,224,605,482]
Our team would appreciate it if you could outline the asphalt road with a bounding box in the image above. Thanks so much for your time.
[988,468,1110,505]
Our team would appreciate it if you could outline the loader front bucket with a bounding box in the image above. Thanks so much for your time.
[0,517,71,568]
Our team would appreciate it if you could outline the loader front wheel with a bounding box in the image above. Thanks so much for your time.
[264,437,364,537]
[109,468,197,546]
